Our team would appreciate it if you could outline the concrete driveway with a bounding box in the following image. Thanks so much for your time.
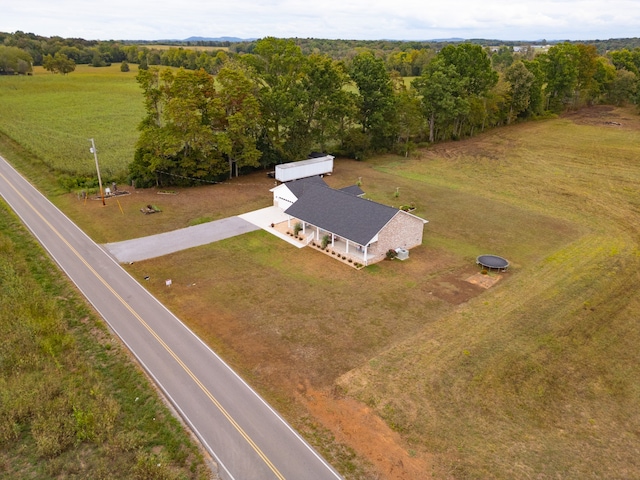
[104,216,258,263]
[239,206,304,247]
[104,206,300,263]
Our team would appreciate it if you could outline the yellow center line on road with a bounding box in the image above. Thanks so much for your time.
[0,170,286,480]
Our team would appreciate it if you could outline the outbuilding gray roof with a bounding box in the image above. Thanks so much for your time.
[284,184,400,246]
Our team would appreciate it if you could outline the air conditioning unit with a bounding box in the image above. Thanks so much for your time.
[395,248,409,260]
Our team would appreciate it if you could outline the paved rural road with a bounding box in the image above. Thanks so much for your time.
[0,156,343,480]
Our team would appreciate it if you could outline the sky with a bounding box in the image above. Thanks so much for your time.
[3,0,639,42]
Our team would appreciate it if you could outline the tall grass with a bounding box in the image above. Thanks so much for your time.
[0,64,143,179]
[0,201,210,479]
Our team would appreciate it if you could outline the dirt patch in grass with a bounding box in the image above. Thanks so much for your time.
[299,384,434,480]
[465,271,503,289]
[562,104,631,128]
[423,265,489,304]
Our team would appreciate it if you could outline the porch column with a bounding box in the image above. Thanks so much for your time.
[331,233,335,247]
[345,240,350,253]
[364,245,369,265]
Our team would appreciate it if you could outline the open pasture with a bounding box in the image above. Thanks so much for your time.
[80,106,637,479]
[0,64,143,179]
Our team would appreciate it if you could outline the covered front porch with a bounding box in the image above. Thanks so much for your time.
[286,216,375,266]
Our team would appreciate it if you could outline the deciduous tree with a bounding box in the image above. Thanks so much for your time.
[301,54,356,152]
[609,48,640,75]
[244,37,309,165]
[606,69,638,106]
[521,59,545,117]
[216,62,262,178]
[350,51,397,151]
[412,59,467,142]
[42,52,76,74]
[437,43,498,137]
[505,60,535,123]
[0,46,33,75]
[393,78,422,156]
[131,68,227,186]
[575,44,601,105]
[540,43,580,111]
[439,43,498,98]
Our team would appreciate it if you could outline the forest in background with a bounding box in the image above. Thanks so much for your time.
[2,31,640,186]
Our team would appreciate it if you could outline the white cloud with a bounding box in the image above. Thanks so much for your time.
[2,0,640,41]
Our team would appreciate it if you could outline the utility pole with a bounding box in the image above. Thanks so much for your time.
[89,138,105,206]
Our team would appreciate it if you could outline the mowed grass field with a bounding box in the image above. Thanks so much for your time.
[339,109,640,478]
[0,64,144,179]
[124,108,639,479]
[1,64,640,478]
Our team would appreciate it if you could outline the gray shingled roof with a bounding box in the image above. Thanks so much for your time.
[339,185,365,197]
[283,175,328,198]
[284,184,399,246]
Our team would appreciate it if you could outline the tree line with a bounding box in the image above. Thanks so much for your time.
[130,37,640,186]
[0,31,231,74]
[3,32,640,187]
[3,30,640,76]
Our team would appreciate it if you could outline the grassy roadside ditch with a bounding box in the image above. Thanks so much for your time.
[0,200,212,479]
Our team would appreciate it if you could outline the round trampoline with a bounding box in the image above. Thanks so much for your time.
[476,254,509,271]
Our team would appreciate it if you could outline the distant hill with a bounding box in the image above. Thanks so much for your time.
[427,37,466,42]
[183,36,255,43]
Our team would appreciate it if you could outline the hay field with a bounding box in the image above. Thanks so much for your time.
[0,64,143,178]
[339,107,640,478]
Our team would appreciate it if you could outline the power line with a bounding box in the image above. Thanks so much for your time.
[156,170,273,187]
